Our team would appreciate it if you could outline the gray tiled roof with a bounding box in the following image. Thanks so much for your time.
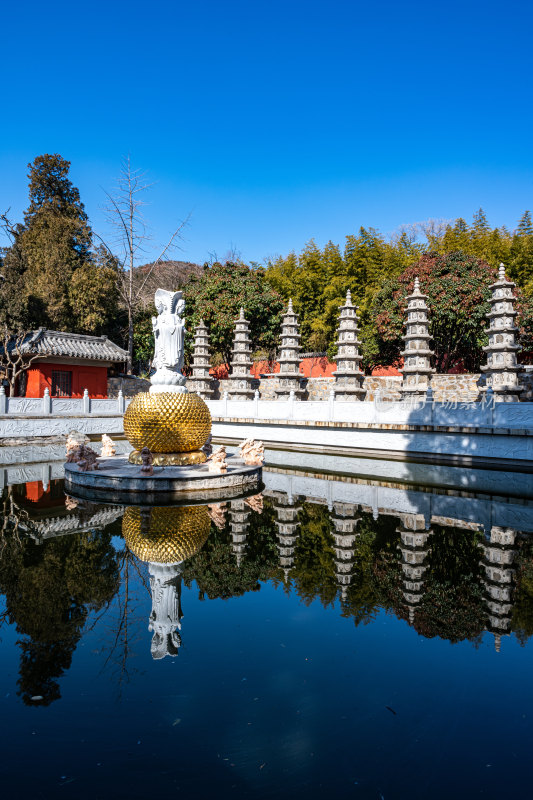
[20,329,128,362]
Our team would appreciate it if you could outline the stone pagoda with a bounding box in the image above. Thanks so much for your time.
[275,299,303,400]
[331,502,360,601]
[229,498,250,567]
[273,492,302,583]
[400,277,435,400]
[228,307,254,401]
[187,318,213,400]
[397,514,432,626]
[481,264,523,402]
[333,290,365,401]
[482,526,518,653]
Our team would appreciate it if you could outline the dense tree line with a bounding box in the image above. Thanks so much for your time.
[264,211,533,367]
[2,153,532,378]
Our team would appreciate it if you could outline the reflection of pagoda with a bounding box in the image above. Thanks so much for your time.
[482,526,518,652]
[272,492,302,582]
[229,498,250,567]
[331,502,360,601]
[123,506,210,660]
[397,514,432,625]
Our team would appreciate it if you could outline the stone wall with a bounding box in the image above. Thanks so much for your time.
[118,367,533,403]
[363,376,402,401]
[108,376,150,398]
[209,369,533,402]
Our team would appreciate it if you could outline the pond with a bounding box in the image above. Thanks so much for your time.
[0,459,532,799]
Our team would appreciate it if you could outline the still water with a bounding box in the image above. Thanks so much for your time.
[1,459,533,799]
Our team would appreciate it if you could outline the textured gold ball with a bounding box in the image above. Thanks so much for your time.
[123,505,211,563]
[123,391,211,453]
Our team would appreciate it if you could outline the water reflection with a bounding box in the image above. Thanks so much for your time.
[122,506,210,659]
[0,499,120,705]
[2,468,533,707]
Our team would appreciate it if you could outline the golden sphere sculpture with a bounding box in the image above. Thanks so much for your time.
[123,505,211,564]
[123,391,211,465]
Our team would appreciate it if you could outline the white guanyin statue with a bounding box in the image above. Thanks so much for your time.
[150,288,187,394]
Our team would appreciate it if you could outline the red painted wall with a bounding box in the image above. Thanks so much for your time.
[25,363,109,398]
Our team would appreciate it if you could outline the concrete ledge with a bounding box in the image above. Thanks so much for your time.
[64,455,262,505]
[211,418,533,465]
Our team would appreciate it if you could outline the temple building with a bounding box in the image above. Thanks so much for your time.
[16,329,128,398]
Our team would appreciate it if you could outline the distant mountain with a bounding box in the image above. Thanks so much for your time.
[135,260,203,307]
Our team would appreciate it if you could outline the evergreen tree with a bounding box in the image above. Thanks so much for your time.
[183,261,284,369]
[510,210,533,292]
[17,154,92,329]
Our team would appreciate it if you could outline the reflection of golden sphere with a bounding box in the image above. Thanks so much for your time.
[123,505,210,563]
[123,391,211,453]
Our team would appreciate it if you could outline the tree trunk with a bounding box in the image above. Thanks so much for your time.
[127,310,134,374]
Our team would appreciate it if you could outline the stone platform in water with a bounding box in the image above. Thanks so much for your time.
[64,455,262,505]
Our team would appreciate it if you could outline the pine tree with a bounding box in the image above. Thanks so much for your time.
[510,210,533,291]
[517,210,533,237]
[19,154,92,329]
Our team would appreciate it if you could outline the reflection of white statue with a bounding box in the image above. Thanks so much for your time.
[150,289,187,394]
[148,562,184,659]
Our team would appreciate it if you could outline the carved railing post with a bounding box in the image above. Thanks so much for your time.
[0,386,6,415]
[42,388,51,415]
[83,388,90,414]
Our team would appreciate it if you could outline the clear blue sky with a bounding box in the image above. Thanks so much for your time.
[1,0,532,265]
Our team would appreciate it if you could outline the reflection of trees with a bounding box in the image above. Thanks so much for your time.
[290,504,337,607]
[0,528,119,705]
[511,537,533,643]
[340,512,401,625]
[182,500,278,599]
[413,526,485,644]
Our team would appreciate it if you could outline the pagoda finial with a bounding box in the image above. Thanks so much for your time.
[498,263,506,281]
[239,307,245,321]
[345,289,352,305]
[413,276,420,294]
[287,298,293,313]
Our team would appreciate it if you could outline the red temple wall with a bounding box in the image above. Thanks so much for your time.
[25,363,108,398]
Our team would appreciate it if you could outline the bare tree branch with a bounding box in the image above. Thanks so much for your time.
[99,158,190,372]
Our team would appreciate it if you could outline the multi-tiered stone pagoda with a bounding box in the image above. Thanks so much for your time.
[273,492,301,583]
[481,264,523,402]
[333,290,365,401]
[398,514,432,626]
[275,299,303,400]
[229,497,250,567]
[187,319,213,400]
[400,277,435,400]
[228,308,254,401]
[331,502,360,601]
[483,526,518,653]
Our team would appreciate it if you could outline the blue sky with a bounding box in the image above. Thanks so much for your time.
[1,0,532,264]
